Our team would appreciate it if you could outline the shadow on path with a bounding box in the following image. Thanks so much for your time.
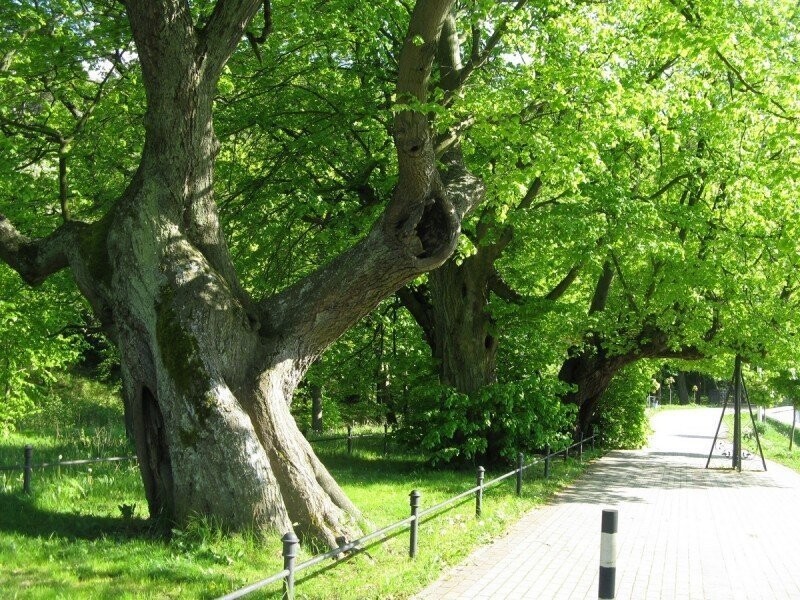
[553,451,783,506]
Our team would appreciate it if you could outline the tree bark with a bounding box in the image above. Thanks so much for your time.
[428,254,497,394]
[311,382,324,432]
[676,371,690,405]
[559,323,706,439]
[399,245,504,462]
[0,0,480,547]
[558,342,631,438]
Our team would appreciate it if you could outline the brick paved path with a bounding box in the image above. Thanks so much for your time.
[413,408,800,599]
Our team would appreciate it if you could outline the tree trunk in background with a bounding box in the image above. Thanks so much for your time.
[430,254,503,461]
[428,255,497,394]
[311,382,324,432]
[677,372,690,405]
[399,248,503,462]
[559,326,705,439]
[558,342,629,439]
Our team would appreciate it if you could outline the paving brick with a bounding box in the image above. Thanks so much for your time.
[412,408,800,599]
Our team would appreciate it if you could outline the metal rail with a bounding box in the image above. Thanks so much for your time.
[218,433,599,600]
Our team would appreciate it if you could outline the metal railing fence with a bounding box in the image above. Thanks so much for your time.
[218,432,601,600]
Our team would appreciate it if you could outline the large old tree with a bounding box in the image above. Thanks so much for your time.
[402,0,800,442]
[0,0,485,545]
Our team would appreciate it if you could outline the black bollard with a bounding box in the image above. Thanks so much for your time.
[599,509,618,599]
[23,445,32,494]
[282,531,299,600]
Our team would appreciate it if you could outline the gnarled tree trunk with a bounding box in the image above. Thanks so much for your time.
[413,253,498,395]
[558,342,631,438]
[559,260,707,440]
[0,0,484,546]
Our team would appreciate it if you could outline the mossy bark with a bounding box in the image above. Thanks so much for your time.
[428,256,497,395]
[0,0,477,547]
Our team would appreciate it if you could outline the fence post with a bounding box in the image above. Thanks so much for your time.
[409,490,421,558]
[592,426,597,451]
[544,445,551,479]
[475,466,485,517]
[347,425,353,455]
[564,444,569,462]
[282,531,299,600]
[580,433,584,462]
[516,452,524,496]
[599,509,618,600]
[23,445,33,494]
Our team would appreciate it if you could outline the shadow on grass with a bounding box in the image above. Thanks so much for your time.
[315,448,422,477]
[315,444,516,500]
[766,417,800,448]
[0,492,150,541]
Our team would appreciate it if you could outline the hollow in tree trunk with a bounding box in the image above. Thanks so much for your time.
[0,0,484,546]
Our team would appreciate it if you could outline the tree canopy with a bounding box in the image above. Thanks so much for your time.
[1,0,799,537]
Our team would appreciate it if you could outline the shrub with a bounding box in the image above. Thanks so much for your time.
[595,363,652,449]
[395,378,575,466]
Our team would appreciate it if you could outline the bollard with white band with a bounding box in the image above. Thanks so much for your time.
[599,508,617,600]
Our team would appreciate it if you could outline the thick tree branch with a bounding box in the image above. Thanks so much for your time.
[435,116,476,156]
[634,321,705,362]
[258,223,435,357]
[488,269,524,304]
[476,174,542,263]
[383,0,465,270]
[517,176,544,211]
[633,172,691,201]
[396,285,436,347]
[438,13,462,82]
[440,0,530,96]
[259,1,463,359]
[245,0,273,62]
[589,260,614,314]
[0,215,78,286]
[545,263,583,302]
[488,258,583,306]
[396,1,454,103]
[440,152,485,220]
[201,0,264,79]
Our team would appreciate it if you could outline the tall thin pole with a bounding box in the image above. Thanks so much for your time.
[706,383,731,469]
[740,375,767,471]
[599,509,618,599]
[733,355,742,472]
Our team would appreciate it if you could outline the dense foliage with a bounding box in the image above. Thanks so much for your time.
[2,0,799,461]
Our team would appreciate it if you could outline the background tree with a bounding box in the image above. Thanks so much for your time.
[400,0,800,445]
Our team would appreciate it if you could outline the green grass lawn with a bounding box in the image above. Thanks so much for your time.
[730,413,800,474]
[649,402,708,412]
[0,380,597,599]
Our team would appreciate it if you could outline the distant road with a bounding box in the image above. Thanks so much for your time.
[766,405,797,427]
